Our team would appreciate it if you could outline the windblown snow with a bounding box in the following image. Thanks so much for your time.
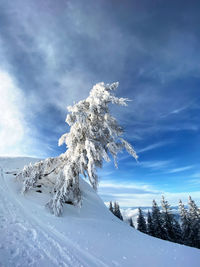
[0,157,199,267]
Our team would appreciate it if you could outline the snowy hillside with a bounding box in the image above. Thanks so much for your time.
[0,157,199,267]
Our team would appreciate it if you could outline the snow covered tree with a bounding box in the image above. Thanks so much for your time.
[137,208,147,233]
[151,200,167,240]
[147,210,154,236]
[113,202,123,221]
[179,200,191,245]
[188,196,200,248]
[17,82,137,216]
[161,196,176,242]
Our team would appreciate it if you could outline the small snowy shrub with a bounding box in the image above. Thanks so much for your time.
[18,82,137,215]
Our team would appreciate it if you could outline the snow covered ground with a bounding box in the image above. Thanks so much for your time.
[0,157,199,267]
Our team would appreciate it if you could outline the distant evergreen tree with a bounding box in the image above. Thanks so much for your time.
[137,208,147,233]
[129,218,135,228]
[188,196,200,248]
[161,196,176,242]
[147,210,154,236]
[109,201,114,213]
[179,200,191,246]
[113,202,123,221]
[151,200,167,240]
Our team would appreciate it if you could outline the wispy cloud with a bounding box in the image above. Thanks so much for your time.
[191,172,200,178]
[189,179,200,185]
[139,160,171,171]
[99,179,162,205]
[167,165,194,174]
[161,102,195,118]
[99,180,156,192]
[171,106,189,115]
[137,141,171,153]
[188,172,200,186]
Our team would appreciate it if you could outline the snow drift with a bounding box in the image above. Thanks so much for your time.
[0,157,199,267]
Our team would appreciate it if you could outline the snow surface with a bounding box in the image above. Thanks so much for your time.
[0,157,199,267]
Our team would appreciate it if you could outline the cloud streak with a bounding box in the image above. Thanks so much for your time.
[139,160,171,171]
[167,165,194,174]
[137,141,171,153]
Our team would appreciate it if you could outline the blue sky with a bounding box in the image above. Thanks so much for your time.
[1,0,200,207]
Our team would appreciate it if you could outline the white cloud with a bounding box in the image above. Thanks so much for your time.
[0,69,41,157]
[139,160,171,170]
[189,179,200,185]
[137,141,171,153]
[0,70,25,155]
[191,172,200,178]
[167,165,194,174]
[99,180,156,191]
[171,106,188,114]
[161,103,194,118]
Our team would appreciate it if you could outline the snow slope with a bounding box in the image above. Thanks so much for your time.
[0,157,199,267]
